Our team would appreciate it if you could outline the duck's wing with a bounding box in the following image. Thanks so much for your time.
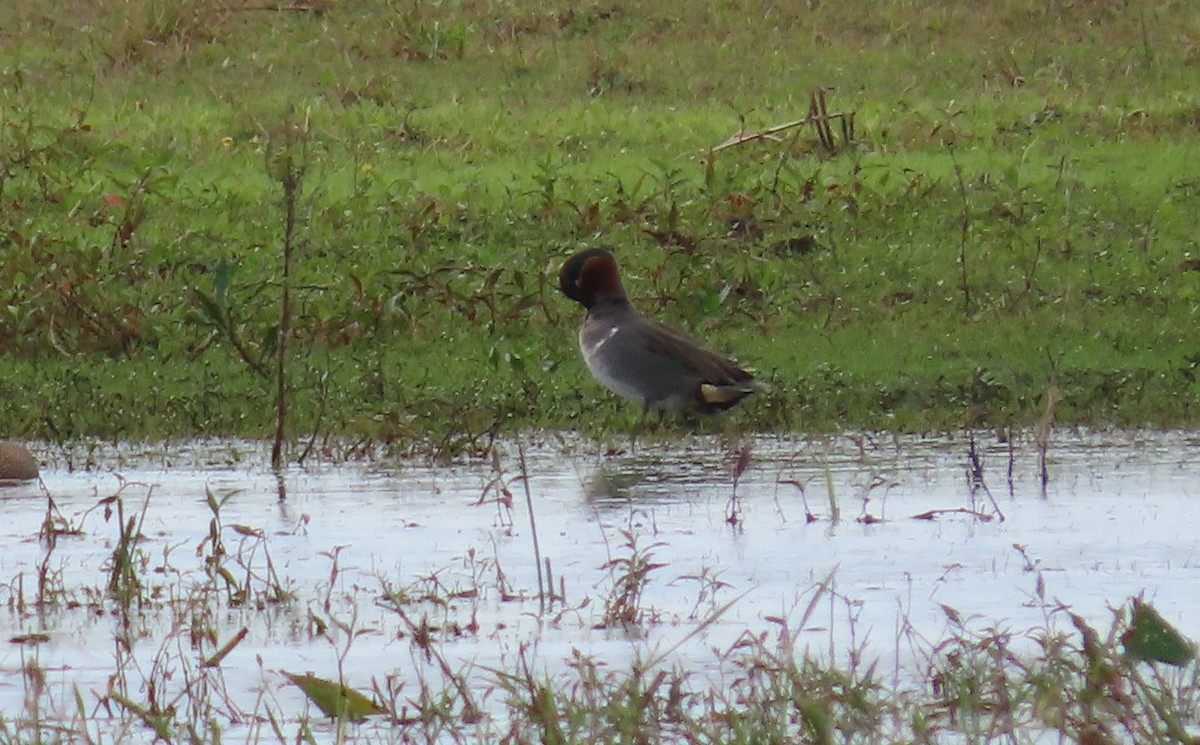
[638,319,763,410]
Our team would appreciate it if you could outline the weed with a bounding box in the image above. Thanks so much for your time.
[597,529,666,629]
[101,482,153,608]
[263,107,311,471]
[188,258,271,380]
[671,565,732,622]
[198,486,292,607]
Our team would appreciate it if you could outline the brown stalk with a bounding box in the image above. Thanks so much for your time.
[710,87,853,154]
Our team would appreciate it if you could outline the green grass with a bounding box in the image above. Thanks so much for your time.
[3,0,1200,447]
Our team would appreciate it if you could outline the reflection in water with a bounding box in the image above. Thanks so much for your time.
[582,455,710,505]
[579,441,752,507]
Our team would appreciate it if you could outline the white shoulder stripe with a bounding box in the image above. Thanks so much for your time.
[590,325,620,353]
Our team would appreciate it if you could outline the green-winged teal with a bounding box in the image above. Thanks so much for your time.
[558,248,762,415]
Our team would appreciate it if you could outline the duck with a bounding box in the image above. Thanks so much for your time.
[558,248,763,415]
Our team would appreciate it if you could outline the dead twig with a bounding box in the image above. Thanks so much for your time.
[710,88,854,154]
[1035,383,1061,497]
[910,507,995,522]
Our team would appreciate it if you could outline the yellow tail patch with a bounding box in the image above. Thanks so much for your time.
[699,383,741,405]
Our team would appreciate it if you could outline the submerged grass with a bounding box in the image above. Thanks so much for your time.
[1,0,1200,448]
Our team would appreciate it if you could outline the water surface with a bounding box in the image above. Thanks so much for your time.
[0,430,1196,739]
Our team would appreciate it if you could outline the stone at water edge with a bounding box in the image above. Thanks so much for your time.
[0,442,38,481]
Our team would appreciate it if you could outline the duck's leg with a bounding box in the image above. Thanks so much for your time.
[632,400,666,452]
[630,401,650,453]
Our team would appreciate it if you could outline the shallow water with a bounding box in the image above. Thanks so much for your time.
[1,430,1198,740]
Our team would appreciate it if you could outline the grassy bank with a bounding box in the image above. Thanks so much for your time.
[2,0,1200,447]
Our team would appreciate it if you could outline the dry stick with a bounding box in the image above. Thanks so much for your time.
[966,432,1005,521]
[910,507,995,522]
[948,144,972,318]
[1035,384,1061,497]
[270,113,308,472]
[725,442,752,525]
[1006,423,1017,498]
[778,478,817,522]
[516,442,546,614]
[712,87,851,155]
[271,170,295,472]
[810,88,835,151]
[710,110,850,153]
[296,368,329,465]
[840,100,856,144]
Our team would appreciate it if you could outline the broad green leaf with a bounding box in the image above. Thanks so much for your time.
[283,672,387,721]
[1122,599,1195,667]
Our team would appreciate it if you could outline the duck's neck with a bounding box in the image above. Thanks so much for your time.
[586,294,633,316]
